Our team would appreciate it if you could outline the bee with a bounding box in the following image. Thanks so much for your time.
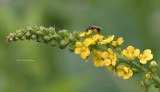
[86,25,103,34]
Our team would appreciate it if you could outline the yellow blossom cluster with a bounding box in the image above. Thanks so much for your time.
[75,30,156,81]
[79,30,92,37]
[122,46,153,64]
[99,35,114,45]
[92,50,104,67]
[138,49,153,64]
[91,34,104,45]
[92,48,117,67]
[75,32,134,79]
[112,37,124,47]
[117,65,133,79]
[122,46,140,59]
[101,48,117,66]
[74,38,92,62]
[75,33,118,66]
[75,34,105,61]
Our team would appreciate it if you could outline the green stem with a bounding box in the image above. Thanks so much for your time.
[91,44,160,86]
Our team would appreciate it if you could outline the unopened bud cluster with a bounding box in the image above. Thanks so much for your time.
[6,25,80,52]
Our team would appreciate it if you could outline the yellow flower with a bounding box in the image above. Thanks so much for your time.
[150,61,158,68]
[117,65,133,79]
[86,30,92,35]
[79,30,92,37]
[138,49,153,64]
[101,48,117,66]
[117,37,123,45]
[150,61,157,66]
[105,65,116,76]
[112,41,117,47]
[111,37,124,47]
[100,35,114,45]
[92,50,104,67]
[92,34,104,45]
[79,32,86,37]
[75,38,93,61]
[122,46,140,59]
[144,73,151,80]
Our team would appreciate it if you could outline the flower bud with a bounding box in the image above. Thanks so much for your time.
[25,32,31,39]
[40,26,45,31]
[58,30,63,35]
[144,73,151,80]
[21,29,26,33]
[31,35,37,40]
[10,33,16,38]
[20,36,26,40]
[33,25,40,31]
[49,27,55,34]
[37,37,43,42]
[52,33,60,40]
[69,45,75,52]
[150,61,158,69]
[9,38,13,42]
[15,30,20,33]
[59,40,68,49]
[26,26,33,32]
[73,31,79,36]
[73,31,80,40]
[14,37,19,41]
[36,31,43,35]
[17,33,23,37]
[51,40,57,46]
[68,35,75,42]
[6,36,13,42]
[25,32,31,37]
[43,28,49,34]
[44,36,50,43]
[58,30,68,36]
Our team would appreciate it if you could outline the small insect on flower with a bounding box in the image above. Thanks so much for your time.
[86,25,103,34]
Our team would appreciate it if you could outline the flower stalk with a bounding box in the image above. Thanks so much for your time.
[6,25,160,91]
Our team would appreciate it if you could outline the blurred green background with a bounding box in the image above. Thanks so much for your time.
[1,0,160,92]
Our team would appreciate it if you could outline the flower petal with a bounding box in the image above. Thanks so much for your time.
[76,42,82,48]
[75,48,82,54]
[127,46,134,53]
[118,65,126,69]
[108,48,113,54]
[117,37,123,45]
[140,60,147,64]
[101,52,109,58]
[104,59,111,66]
[117,70,125,77]
[83,38,93,47]
[123,73,131,79]
[134,49,140,57]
